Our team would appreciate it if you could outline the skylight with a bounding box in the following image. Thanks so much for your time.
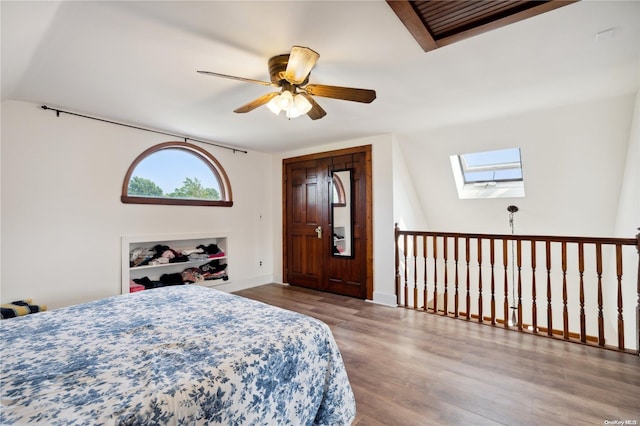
[450,148,525,199]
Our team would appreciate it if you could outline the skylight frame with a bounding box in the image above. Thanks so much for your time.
[450,147,525,199]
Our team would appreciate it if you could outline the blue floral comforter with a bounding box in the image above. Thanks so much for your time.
[0,286,356,425]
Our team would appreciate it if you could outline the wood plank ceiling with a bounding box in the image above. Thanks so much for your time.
[386,0,577,52]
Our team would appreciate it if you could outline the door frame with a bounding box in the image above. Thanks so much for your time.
[283,145,373,300]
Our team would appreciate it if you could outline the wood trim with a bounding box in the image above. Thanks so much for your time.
[120,196,233,207]
[364,146,373,300]
[385,0,438,52]
[436,1,578,48]
[282,162,289,283]
[282,145,374,164]
[282,145,373,299]
[396,229,637,246]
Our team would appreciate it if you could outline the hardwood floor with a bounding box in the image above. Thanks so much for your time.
[234,284,640,426]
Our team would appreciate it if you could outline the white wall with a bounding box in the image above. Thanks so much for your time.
[272,134,397,306]
[392,134,428,231]
[610,91,640,349]
[1,100,274,309]
[397,93,636,237]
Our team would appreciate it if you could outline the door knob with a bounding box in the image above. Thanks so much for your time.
[315,226,322,239]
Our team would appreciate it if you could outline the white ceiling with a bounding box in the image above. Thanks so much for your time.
[2,1,639,154]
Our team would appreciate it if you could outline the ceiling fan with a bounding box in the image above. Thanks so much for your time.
[197,46,376,120]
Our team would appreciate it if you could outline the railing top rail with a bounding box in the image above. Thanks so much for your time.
[395,229,637,246]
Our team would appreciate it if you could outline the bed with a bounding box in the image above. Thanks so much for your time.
[0,285,356,425]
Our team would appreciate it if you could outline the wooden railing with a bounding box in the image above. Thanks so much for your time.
[394,225,640,354]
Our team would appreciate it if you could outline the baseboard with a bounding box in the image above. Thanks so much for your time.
[372,291,398,307]
[208,274,274,293]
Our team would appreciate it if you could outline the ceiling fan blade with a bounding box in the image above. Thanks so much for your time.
[233,92,280,113]
[304,84,376,103]
[299,93,327,120]
[197,70,279,87]
[284,46,319,85]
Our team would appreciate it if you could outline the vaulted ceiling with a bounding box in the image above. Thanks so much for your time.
[2,1,638,153]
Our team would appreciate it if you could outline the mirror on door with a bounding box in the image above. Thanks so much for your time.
[331,169,354,257]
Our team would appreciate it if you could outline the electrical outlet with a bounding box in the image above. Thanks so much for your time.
[259,261,263,266]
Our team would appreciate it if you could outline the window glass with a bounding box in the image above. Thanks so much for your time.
[460,148,523,184]
[130,149,221,200]
[122,142,233,207]
[450,147,525,199]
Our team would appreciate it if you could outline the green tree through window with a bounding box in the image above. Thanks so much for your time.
[128,176,164,197]
[166,177,220,200]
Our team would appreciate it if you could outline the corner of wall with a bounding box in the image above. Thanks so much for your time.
[613,90,640,238]
[391,135,429,231]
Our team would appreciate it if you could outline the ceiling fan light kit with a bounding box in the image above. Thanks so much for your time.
[198,46,376,120]
[266,90,313,119]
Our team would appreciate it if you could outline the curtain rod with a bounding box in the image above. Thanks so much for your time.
[41,105,248,154]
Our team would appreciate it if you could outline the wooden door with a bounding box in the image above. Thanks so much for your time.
[284,158,329,290]
[325,152,367,298]
[283,146,371,299]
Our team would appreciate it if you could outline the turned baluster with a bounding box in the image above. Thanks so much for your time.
[546,240,553,337]
[616,244,624,350]
[517,239,523,331]
[403,234,408,308]
[465,237,471,321]
[562,242,569,340]
[531,241,537,334]
[490,238,496,325]
[443,237,449,317]
[413,234,418,309]
[503,239,509,329]
[578,242,586,343]
[595,243,604,346]
[394,224,401,306]
[423,236,428,312]
[454,237,460,318]
[478,238,483,323]
[433,236,438,314]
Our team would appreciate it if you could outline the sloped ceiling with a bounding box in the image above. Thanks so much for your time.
[1,1,639,154]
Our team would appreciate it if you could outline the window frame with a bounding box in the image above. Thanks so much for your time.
[121,141,233,207]
[450,147,525,200]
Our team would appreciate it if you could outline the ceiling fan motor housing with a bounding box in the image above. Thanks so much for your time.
[268,54,309,86]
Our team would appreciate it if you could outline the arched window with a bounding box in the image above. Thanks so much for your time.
[121,142,233,207]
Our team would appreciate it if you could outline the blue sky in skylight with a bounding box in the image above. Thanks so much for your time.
[461,147,522,183]
[462,147,521,168]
